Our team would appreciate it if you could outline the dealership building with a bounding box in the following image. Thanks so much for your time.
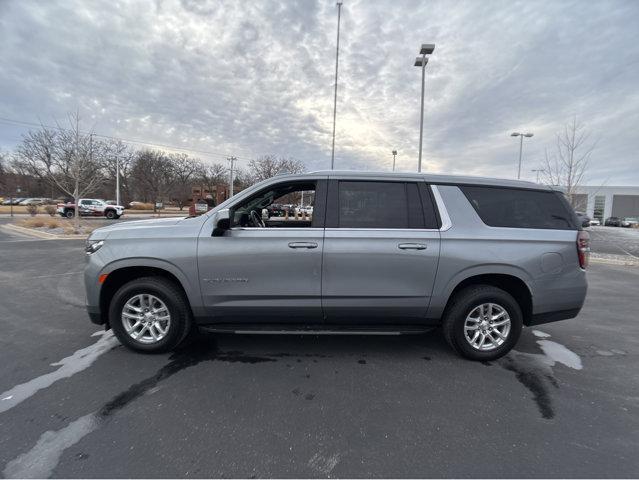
[571,186,639,222]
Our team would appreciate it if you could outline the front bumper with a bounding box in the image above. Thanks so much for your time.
[87,305,104,325]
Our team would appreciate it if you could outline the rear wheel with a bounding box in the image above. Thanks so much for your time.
[109,277,192,353]
[442,285,522,361]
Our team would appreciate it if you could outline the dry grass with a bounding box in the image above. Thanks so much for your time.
[0,206,30,214]
[129,202,154,210]
[17,218,97,235]
[19,218,47,228]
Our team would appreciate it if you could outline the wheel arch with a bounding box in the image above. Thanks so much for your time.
[99,263,195,327]
[440,272,533,326]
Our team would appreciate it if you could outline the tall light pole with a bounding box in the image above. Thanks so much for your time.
[511,132,534,179]
[115,157,121,206]
[531,168,543,183]
[330,2,343,170]
[227,156,237,197]
[414,43,435,173]
[392,150,397,171]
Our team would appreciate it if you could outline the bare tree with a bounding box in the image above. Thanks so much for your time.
[13,113,104,228]
[542,117,597,206]
[245,155,306,185]
[131,150,177,210]
[0,150,6,190]
[170,153,202,210]
[197,162,227,202]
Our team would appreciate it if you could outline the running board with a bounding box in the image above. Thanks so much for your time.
[199,325,435,335]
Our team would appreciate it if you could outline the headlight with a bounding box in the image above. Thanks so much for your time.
[85,239,104,255]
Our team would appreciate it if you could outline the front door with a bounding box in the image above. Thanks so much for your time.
[197,178,327,324]
[322,179,441,324]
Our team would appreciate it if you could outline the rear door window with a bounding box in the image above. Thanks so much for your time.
[338,181,407,228]
[460,186,578,230]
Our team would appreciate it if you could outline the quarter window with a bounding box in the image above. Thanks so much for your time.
[460,186,578,230]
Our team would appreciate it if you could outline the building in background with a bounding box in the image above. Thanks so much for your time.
[191,184,230,206]
[571,186,639,222]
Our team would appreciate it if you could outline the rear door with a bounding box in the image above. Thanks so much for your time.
[322,179,441,324]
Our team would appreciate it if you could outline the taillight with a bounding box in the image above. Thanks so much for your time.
[577,230,590,269]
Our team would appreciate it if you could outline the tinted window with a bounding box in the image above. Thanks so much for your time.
[338,181,407,228]
[461,186,577,230]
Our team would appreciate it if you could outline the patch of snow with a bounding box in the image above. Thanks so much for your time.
[537,339,583,370]
[4,413,99,479]
[532,330,551,338]
[0,331,118,414]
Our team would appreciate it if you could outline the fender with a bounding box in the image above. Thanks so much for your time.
[100,257,203,310]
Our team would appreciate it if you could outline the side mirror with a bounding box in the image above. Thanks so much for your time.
[212,209,230,237]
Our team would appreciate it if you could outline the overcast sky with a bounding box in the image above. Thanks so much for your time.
[1,0,638,184]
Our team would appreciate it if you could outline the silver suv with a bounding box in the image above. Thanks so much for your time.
[84,171,589,360]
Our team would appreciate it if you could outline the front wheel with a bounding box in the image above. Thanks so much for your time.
[442,285,523,361]
[109,277,192,353]
[105,210,116,219]
[65,210,75,218]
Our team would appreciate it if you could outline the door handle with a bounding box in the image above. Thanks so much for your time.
[398,243,427,250]
[288,242,318,249]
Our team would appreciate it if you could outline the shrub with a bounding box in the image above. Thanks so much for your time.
[19,218,45,228]
[47,220,60,229]
[129,202,154,210]
[44,205,57,217]
[25,204,39,216]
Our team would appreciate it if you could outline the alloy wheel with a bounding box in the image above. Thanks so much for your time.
[463,302,511,351]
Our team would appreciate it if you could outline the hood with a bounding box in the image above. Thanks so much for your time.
[89,216,189,240]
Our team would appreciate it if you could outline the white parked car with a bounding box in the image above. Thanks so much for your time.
[622,217,638,228]
[589,218,601,226]
[19,198,45,206]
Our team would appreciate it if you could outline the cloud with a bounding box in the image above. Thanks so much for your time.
[0,0,638,183]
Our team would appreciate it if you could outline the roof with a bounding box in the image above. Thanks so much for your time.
[302,170,549,190]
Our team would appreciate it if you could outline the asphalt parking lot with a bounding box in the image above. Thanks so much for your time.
[0,223,638,478]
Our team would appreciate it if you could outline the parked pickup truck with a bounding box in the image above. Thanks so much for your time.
[84,171,588,361]
[58,199,124,219]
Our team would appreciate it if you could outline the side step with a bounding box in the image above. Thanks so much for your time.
[199,324,435,335]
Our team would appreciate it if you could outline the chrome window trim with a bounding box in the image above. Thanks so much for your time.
[324,228,440,233]
[230,227,324,232]
[430,185,452,231]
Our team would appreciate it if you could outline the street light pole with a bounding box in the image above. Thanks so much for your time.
[531,168,543,183]
[510,132,534,179]
[392,150,397,171]
[330,2,343,170]
[115,156,121,206]
[517,134,523,179]
[227,156,237,197]
[414,44,435,173]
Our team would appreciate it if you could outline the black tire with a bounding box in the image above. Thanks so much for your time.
[109,276,192,353]
[65,209,75,218]
[105,210,116,219]
[442,285,523,361]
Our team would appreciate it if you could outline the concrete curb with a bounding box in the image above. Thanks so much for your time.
[1,223,87,240]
